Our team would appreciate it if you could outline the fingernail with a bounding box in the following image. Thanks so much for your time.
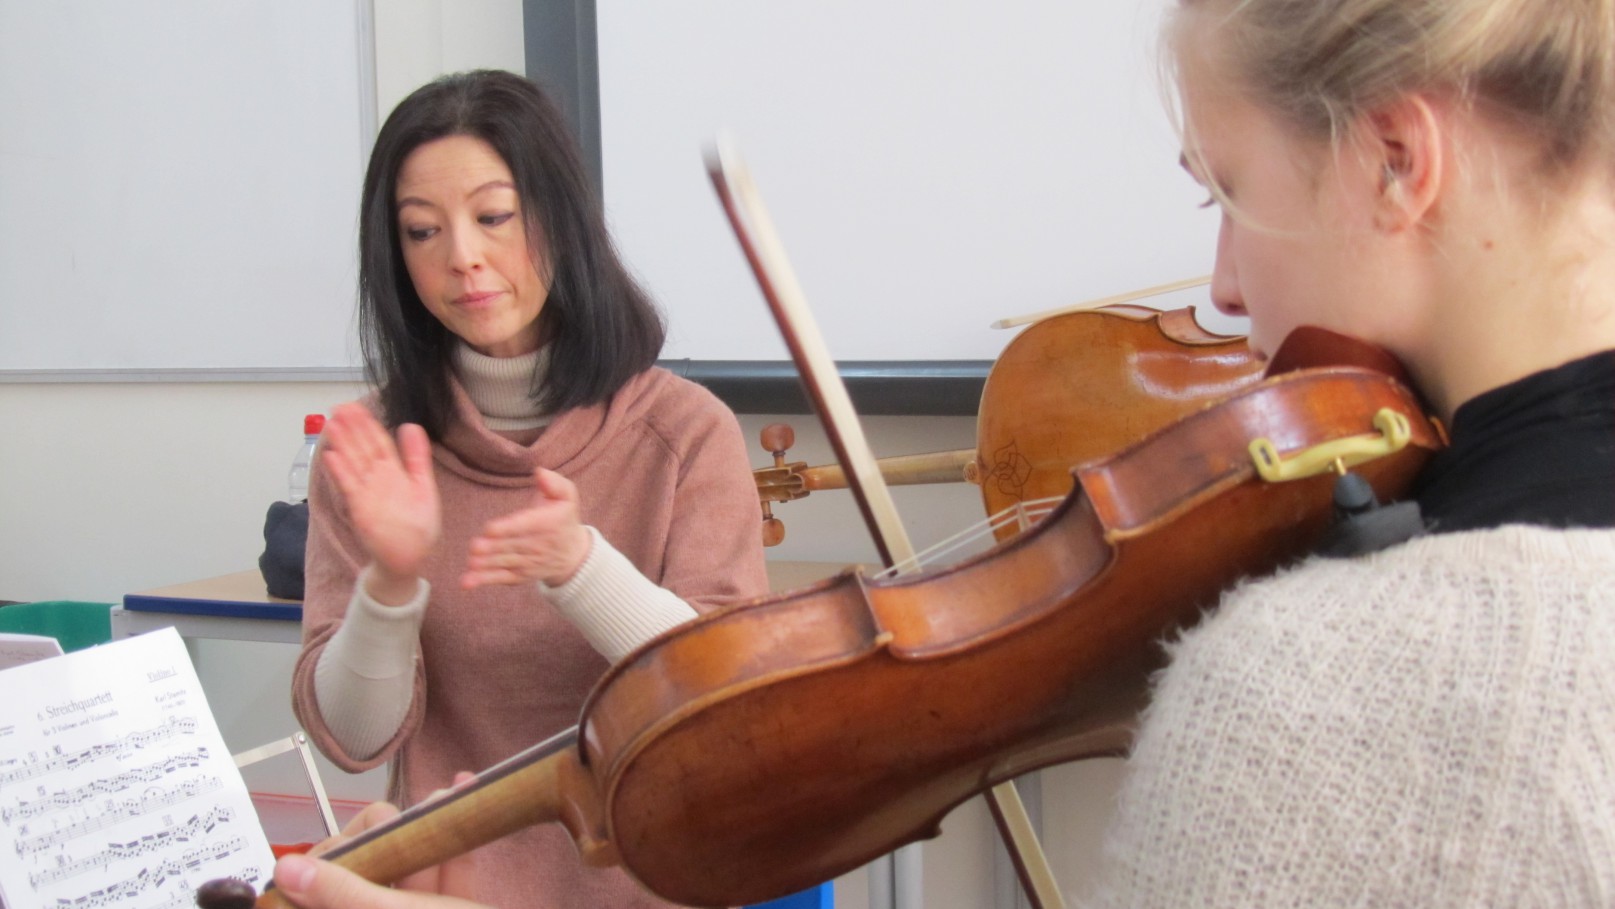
[277,854,317,894]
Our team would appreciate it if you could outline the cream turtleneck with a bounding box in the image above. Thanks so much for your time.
[451,343,551,432]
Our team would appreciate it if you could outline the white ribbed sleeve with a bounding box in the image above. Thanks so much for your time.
[311,568,428,760]
[540,526,698,663]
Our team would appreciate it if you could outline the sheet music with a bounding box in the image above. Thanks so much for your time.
[0,635,64,673]
[0,628,273,908]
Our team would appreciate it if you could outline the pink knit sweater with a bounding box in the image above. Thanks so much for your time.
[292,367,768,908]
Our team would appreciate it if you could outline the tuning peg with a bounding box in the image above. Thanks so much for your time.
[762,502,785,547]
[761,423,795,467]
[762,517,786,547]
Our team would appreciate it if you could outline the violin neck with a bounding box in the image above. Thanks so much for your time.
[258,729,583,908]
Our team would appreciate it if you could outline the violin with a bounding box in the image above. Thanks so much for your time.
[198,335,1444,909]
[198,151,1446,908]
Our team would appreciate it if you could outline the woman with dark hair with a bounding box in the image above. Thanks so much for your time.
[354,69,665,434]
[290,70,768,908]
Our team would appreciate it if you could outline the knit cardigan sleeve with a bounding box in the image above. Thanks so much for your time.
[1084,526,1615,908]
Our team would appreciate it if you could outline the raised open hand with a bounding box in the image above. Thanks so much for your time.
[462,467,592,589]
[319,402,442,596]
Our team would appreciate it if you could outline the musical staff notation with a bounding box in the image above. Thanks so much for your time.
[15,776,225,855]
[0,717,197,788]
[30,808,237,887]
[3,749,211,824]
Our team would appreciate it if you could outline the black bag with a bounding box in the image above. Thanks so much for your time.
[259,500,309,600]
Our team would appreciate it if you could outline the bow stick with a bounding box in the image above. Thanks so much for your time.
[706,136,1066,909]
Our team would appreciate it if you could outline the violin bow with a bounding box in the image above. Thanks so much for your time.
[706,137,1066,909]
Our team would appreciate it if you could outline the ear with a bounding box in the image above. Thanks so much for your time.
[1359,94,1444,232]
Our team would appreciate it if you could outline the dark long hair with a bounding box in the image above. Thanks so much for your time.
[357,70,664,437]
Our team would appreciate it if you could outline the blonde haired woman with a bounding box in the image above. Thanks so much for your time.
[1088,0,1615,905]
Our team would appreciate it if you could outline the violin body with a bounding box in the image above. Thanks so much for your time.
[580,353,1442,905]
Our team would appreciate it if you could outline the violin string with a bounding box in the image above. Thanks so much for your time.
[873,497,1064,580]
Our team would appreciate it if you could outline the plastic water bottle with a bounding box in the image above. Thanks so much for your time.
[287,414,326,503]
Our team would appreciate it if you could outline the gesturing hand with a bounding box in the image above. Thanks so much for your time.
[463,467,592,589]
[319,403,442,596]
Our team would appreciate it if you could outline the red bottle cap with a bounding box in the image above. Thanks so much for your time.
[304,414,326,435]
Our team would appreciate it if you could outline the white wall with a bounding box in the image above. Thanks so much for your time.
[373,0,527,122]
[0,3,1136,906]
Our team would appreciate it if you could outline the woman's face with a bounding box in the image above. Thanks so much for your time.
[395,135,550,358]
[1177,43,1391,359]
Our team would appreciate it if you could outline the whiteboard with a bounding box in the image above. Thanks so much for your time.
[0,0,367,373]
[598,0,1237,363]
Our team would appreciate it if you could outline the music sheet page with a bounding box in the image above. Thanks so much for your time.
[0,627,274,908]
[0,635,63,673]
